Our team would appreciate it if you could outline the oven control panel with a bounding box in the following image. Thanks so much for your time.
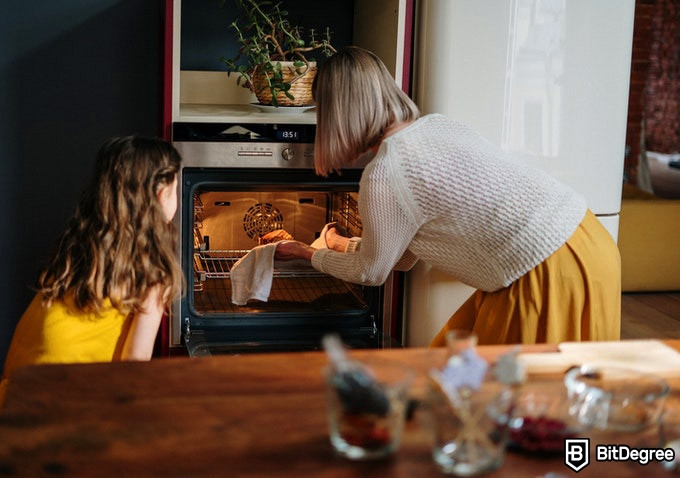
[173,122,316,168]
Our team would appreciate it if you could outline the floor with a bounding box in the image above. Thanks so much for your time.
[621,291,680,339]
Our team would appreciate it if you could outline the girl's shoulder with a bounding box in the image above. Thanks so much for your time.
[44,294,123,322]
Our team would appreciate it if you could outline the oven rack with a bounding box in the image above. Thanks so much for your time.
[192,273,367,313]
[194,249,326,279]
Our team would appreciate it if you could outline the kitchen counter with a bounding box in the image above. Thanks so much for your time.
[1,341,678,477]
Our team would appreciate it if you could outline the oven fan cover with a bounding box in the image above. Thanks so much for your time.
[242,202,284,239]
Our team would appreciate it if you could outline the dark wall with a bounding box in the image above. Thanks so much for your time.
[180,0,354,71]
[0,1,163,370]
[0,0,353,369]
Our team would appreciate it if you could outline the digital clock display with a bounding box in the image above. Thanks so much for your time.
[276,130,300,141]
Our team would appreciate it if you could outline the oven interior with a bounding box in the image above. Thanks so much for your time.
[192,188,364,315]
[179,168,389,355]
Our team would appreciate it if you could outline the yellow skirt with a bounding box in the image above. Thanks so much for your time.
[430,210,621,346]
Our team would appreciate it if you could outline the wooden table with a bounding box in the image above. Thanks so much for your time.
[1,341,678,477]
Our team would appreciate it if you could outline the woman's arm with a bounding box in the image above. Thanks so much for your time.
[274,240,316,261]
[120,285,165,361]
[311,159,422,285]
[326,226,418,271]
[394,248,418,271]
[276,151,422,284]
[325,227,353,252]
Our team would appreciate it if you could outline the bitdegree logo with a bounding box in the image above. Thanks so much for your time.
[565,439,677,471]
[596,445,675,465]
[565,439,589,472]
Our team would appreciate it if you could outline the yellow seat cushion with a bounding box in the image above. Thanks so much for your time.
[618,184,680,291]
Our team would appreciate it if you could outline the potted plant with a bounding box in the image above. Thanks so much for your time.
[220,0,336,107]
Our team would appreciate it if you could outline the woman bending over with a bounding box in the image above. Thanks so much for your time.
[275,46,621,346]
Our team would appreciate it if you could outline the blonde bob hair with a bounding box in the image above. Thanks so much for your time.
[312,46,420,176]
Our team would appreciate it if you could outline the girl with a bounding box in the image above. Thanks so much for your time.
[275,46,621,346]
[1,136,183,404]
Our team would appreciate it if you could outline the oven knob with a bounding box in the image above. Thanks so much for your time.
[281,147,294,161]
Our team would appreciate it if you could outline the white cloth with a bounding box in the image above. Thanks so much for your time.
[230,221,351,305]
[311,114,587,291]
[230,243,278,305]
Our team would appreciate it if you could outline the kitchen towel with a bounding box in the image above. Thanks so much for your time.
[230,243,278,306]
[230,223,338,306]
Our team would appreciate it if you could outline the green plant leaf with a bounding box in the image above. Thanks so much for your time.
[221,0,335,102]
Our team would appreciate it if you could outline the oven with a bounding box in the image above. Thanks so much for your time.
[170,120,402,356]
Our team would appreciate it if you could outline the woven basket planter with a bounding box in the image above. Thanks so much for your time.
[252,61,316,107]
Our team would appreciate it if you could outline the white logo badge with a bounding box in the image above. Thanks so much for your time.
[565,438,590,472]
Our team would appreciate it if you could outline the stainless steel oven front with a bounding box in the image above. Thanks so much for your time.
[170,121,400,356]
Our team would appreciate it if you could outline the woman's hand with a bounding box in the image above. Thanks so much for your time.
[274,240,316,262]
[325,227,350,252]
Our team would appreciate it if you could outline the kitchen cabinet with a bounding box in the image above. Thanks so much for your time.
[158,0,415,354]
[162,0,414,131]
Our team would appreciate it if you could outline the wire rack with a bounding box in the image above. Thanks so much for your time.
[194,250,327,279]
[193,274,367,313]
[333,192,362,238]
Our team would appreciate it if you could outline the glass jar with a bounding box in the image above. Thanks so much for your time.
[425,330,516,476]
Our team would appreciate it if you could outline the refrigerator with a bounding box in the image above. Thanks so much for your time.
[405,0,635,346]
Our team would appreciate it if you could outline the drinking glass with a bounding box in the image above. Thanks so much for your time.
[324,359,413,460]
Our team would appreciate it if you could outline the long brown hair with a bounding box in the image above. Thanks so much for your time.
[312,46,420,176]
[37,136,183,315]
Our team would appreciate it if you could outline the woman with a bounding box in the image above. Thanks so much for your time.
[275,46,621,346]
[1,136,184,405]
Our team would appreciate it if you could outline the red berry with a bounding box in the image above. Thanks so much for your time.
[339,412,392,449]
[510,415,570,453]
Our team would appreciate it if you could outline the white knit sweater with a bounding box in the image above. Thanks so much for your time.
[311,114,587,292]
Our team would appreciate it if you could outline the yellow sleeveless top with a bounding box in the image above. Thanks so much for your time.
[0,293,132,406]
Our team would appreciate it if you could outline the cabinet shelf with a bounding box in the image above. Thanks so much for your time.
[179,102,317,124]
